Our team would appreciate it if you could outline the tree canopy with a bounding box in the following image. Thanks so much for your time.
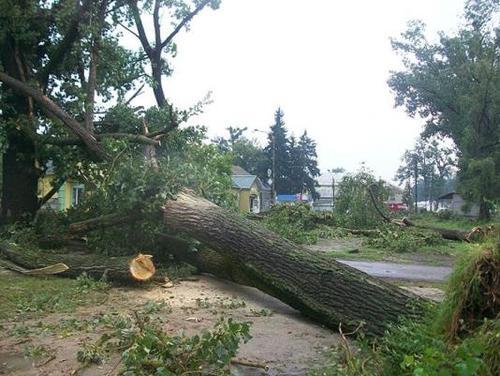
[388,0,500,218]
[0,0,222,223]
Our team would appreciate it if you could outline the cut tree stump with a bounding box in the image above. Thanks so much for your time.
[163,191,426,335]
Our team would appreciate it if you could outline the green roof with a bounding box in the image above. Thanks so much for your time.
[232,175,257,189]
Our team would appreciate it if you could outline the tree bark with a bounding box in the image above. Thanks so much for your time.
[68,212,140,234]
[0,35,39,223]
[163,191,426,336]
[0,241,152,283]
[1,129,39,223]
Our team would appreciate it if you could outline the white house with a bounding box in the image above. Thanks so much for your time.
[437,192,480,218]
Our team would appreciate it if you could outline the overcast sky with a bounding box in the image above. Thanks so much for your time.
[130,0,465,183]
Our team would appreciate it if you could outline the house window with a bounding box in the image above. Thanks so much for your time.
[72,185,84,207]
[249,195,260,214]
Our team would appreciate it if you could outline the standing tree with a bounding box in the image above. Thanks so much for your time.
[388,0,500,219]
[335,165,390,229]
[213,126,267,177]
[288,131,320,198]
[396,137,456,211]
[0,0,220,223]
[265,107,291,195]
[298,131,320,197]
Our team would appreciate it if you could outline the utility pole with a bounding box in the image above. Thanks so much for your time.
[271,132,276,204]
[413,156,418,213]
[253,129,276,205]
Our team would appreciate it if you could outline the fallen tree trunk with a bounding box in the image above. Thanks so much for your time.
[367,185,470,241]
[68,212,140,234]
[401,218,469,241]
[0,241,149,282]
[163,191,426,336]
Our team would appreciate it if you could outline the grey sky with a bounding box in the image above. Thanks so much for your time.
[130,0,465,183]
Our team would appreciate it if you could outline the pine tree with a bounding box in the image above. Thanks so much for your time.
[265,108,291,194]
[298,131,320,198]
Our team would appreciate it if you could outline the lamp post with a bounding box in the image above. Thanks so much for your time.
[253,129,276,204]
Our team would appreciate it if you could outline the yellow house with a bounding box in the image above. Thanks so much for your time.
[231,166,271,213]
[38,172,84,211]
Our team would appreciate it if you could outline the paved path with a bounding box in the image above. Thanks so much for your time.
[337,259,452,282]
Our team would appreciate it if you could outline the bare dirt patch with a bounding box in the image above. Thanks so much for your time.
[0,275,340,376]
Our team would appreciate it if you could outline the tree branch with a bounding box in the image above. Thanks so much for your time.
[85,0,109,132]
[39,0,93,91]
[153,0,162,48]
[42,132,160,146]
[38,178,65,209]
[117,20,141,39]
[0,71,110,161]
[160,0,211,49]
[128,0,153,56]
[68,212,140,234]
[124,83,145,105]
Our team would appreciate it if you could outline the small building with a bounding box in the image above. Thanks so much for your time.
[313,173,334,211]
[38,163,84,211]
[231,166,271,213]
[437,192,479,217]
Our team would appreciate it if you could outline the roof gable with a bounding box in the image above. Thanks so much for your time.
[232,175,257,189]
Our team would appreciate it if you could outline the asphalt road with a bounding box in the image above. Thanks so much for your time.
[337,259,452,282]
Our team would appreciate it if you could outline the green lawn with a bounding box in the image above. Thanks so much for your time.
[0,273,109,321]
[409,213,496,232]
[324,238,479,265]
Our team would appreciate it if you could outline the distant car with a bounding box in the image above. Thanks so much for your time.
[387,203,407,212]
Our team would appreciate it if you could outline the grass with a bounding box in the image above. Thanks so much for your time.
[312,231,500,376]
[0,273,109,321]
[409,213,495,232]
[323,239,477,265]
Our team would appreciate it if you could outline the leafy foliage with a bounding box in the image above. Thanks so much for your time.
[366,226,444,253]
[262,202,343,244]
[396,136,457,211]
[334,166,389,229]
[77,314,251,375]
[312,234,500,376]
[436,230,500,339]
[389,0,500,218]
[378,315,495,376]
[59,127,235,255]
[119,318,250,375]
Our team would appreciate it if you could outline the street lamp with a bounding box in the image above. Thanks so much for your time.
[253,128,276,204]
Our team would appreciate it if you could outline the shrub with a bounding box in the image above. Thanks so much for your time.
[262,202,342,244]
[365,227,444,252]
[334,167,390,229]
[379,315,494,376]
[437,209,454,220]
[436,229,500,339]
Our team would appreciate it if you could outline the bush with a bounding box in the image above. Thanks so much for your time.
[334,167,390,229]
[379,315,495,376]
[365,227,444,252]
[436,229,500,339]
[437,209,454,220]
[262,203,343,244]
[312,232,500,376]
